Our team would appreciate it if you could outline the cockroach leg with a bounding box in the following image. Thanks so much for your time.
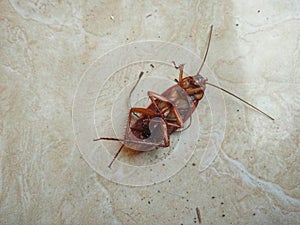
[171,61,179,69]
[93,137,124,141]
[93,137,125,168]
[129,71,144,118]
[148,91,184,128]
[156,119,170,147]
[108,144,125,168]
[177,116,192,132]
[186,87,202,95]
[129,107,157,117]
[172,61,185,84]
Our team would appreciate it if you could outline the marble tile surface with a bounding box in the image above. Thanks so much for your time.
[1,0,299,224]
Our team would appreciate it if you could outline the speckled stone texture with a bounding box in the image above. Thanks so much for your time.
[0,1,299,225]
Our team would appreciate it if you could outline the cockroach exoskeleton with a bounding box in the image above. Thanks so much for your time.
[94,25,274,168]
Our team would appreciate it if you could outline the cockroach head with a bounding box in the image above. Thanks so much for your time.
[192,74,208,91]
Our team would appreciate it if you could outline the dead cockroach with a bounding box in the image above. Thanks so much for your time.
[94,25,274,168]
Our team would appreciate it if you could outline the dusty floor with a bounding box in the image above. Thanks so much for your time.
[1,1,299,224]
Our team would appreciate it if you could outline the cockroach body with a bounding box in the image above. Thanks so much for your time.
[123,71,205,151]
[94,26,274,168]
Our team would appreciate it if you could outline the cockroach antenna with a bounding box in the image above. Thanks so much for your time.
[196,25,213,76]
[206,82,275,120]
[197,25,274,121]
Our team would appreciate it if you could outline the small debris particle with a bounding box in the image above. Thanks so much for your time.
[162,163,165,166]
[110,15,114,21]
[221,202,224,205]
[148,201,151,204]
[146,14,152,18]
[222,214,225,217]
[196,207,202,223]
[237,109,239,112]
[192,163,196,166]
[211,196,215,199]
[236,23,239,26]
[193,216,197,223]
[257,10,260,13]
[150,64,155,68]
[253,213,256,216]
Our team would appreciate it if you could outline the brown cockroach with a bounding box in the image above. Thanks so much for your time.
[94,25,274,168]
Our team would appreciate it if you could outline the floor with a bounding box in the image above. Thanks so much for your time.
[1,1,299,224]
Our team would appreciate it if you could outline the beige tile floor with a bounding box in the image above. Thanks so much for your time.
[1,1,299,224]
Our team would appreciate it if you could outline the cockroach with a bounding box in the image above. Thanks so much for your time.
[94,25,274,168]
